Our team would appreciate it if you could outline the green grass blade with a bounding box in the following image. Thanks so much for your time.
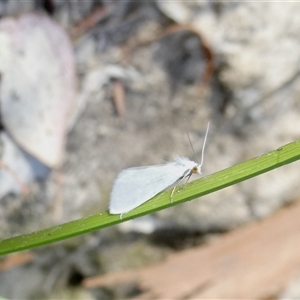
[0,139,300,256]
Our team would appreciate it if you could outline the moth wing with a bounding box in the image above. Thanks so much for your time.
[109,163,187,214]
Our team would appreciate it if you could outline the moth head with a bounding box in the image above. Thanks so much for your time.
[192,165,201,174]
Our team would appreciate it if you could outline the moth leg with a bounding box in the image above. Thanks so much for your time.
[170,173,192,203]
[170,185,177,202]
[183,173,192,187]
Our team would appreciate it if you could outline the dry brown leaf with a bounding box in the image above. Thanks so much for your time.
[83,201,300,299]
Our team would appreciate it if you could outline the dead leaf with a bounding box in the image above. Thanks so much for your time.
[0,13,77,168]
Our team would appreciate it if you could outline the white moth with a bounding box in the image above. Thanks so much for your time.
[109,123,209,215]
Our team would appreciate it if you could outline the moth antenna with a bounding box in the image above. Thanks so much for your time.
[184,120,200,163]
[200,122,210,168]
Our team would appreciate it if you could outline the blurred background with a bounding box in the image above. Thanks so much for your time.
[0,1,300,299]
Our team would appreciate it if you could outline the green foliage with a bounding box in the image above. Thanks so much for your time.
[0,140,299,256]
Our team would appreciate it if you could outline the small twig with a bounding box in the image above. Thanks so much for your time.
[0,161,29,194]
[111,79,126,118]
[122,23,214,91]
[70,5,110,37]
[0,252,34,271]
